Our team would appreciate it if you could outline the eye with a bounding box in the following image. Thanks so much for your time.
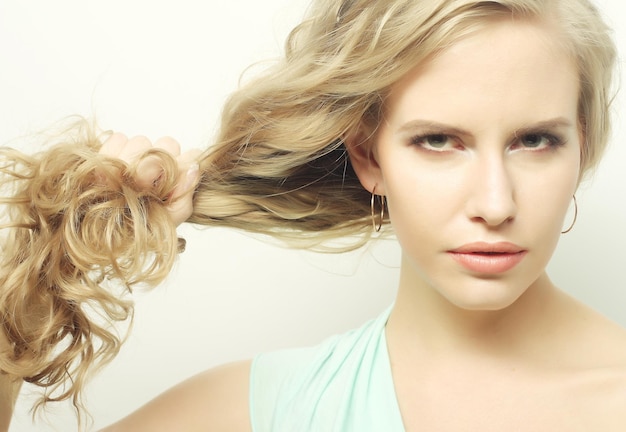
[410,134,454,152]
[521,134,548,148]
[514,132,563,151]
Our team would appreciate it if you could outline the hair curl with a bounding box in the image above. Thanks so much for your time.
[0,121,181,424]
[0,0,617,426]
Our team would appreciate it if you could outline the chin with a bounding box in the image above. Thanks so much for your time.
[440,281,530,312]
[452,298,520,312]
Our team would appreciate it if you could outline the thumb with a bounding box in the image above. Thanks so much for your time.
[167,149,203,225]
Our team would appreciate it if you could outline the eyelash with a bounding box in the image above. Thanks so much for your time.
[409,134,458,152]
[409,131,565,153]
[512,132,564,151]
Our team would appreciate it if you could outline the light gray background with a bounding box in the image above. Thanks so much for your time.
[1,0,624,430]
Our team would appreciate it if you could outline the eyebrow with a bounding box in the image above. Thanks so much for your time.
[396,117,576,137]
[513,118,576,137]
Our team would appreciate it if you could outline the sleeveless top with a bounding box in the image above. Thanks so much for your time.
[249,308,405,431]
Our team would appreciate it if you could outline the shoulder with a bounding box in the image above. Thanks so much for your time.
[557,292,626,363]
[251,309,390,401]
[100,360,252,432]
[564,301,626,428]
[572,302,626,363]
[250,309,398,432]
[574,363,626,430]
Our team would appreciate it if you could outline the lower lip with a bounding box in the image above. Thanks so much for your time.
[448,251,527,274]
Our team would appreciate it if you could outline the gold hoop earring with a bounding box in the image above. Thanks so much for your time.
[561,195,578,234]
[370,186,386,232]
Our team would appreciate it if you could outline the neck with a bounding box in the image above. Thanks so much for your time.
[386,256,563,362]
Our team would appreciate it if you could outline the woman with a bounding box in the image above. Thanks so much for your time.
[1,0,625,430]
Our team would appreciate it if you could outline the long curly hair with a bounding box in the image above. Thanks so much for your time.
[0,0,616,426]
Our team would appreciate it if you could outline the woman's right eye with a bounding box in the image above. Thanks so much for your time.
[410,134,453,152]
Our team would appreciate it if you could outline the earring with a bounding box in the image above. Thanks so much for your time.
[370,186,386,232]
[561,195,578,234]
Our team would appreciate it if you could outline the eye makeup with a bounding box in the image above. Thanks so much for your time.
[397,117,574,154]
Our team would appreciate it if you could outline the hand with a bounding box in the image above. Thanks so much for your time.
[99,133,202,226]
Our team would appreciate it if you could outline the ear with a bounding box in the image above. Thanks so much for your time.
[344,127,385,195]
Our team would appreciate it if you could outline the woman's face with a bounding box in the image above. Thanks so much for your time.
[352,18,581,310]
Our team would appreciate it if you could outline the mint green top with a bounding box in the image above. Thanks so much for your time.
[249,308,405,431]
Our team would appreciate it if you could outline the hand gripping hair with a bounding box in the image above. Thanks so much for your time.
[0,123,186,421]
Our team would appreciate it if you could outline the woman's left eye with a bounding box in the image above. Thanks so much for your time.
[516,133,562,150]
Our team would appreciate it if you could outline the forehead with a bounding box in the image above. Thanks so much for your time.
[384,18,579,129]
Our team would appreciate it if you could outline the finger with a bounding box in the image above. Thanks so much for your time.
[170,149,203,201]
[175,149,203,178]
[168,152,202,226]
[99,132,128,157]
[120,136,162,189]
[153,136,181,156]
[167,164,200,226]
[118,135,152,163]
[96,133,129,185]
[176,148,203,166]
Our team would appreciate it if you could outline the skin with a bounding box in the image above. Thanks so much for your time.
[356,18,582,314]
[0,331,22,432]
[2,16,625,432]
[348,17,626,431]
[0,135,206,432]
[98,133,203,226]
[99,361,252,432]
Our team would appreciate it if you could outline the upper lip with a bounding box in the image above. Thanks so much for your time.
[448,242,525,254]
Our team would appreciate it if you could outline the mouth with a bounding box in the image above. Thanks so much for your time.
[449,242,524,255]
[447,242,527,274]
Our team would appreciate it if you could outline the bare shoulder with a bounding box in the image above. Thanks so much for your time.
[565,300,626,428]
[573,301,626,361]
[577,357,626,430]
[100,360,252,432]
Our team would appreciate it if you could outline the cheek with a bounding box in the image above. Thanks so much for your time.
[510,156,580,250]
[519,181,575,236]
[381,162,464,245]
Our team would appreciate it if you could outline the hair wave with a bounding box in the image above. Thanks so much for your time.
[0,121,181,423]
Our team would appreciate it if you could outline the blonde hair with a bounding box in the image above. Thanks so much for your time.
[0,0,617,424]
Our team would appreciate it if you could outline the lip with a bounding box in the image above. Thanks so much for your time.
[447,242,527,274]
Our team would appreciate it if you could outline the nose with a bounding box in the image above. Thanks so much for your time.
[465,153,517,228]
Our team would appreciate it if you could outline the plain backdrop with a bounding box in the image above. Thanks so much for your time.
[1,0,625,430]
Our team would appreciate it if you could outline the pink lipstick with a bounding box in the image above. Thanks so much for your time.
[447,242,526,274]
